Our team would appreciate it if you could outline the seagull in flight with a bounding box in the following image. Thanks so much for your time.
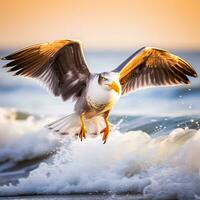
[2,40,197,143]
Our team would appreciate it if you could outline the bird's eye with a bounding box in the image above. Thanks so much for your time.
[101,77,108,81]
[98,75,108,84]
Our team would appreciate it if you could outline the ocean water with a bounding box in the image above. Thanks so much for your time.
[0,50,200,200]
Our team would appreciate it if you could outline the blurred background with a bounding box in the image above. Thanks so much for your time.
[0,0,199,116]
[0,1,200,197]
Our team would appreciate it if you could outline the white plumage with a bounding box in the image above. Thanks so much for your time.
[87,73,121,106]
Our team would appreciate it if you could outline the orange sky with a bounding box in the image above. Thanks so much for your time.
[1,0,200,50]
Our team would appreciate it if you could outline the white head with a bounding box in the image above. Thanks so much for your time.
[97,72,121,94]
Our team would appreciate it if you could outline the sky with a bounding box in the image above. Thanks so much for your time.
[1,0,200,50]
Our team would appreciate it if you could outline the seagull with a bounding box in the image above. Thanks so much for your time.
[1,39,197,143]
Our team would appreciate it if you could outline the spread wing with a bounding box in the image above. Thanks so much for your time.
[2,40,90,101]
[113,47,197,95]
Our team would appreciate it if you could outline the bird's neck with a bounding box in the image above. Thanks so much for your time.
[86,79,120,106]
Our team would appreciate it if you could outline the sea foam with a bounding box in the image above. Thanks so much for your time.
[0,113,200,200]
[0,108,59,162]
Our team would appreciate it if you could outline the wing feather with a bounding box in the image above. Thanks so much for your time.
[113,47,197,95]
[2,40,90,100]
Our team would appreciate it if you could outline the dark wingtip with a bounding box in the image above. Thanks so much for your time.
[1,57,6,60]
[2,65,8,68]
[186,81,190,85]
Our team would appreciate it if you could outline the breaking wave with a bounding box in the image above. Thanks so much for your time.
[0,108,200,200]
[0,108,60,162]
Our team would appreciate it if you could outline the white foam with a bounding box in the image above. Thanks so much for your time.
[0,124,200,199]
[0,108,60,162]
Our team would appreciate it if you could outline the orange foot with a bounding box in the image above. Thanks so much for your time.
[79,125,87,141]
[101,115,110,144]
[79,113,87,141]
[102,126,110,144]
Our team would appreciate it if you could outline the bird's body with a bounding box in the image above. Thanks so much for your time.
[1,39,198,143]
[75,73,121,119]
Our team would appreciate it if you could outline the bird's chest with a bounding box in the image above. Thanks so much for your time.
[86,84,120,112]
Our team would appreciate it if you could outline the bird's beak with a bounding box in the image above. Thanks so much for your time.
[107,81,120,94]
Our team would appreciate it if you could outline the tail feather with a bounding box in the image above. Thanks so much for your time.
[46,113,111,138]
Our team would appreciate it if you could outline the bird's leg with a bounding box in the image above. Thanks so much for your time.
[102,111,110,144]
[79,112,87,141]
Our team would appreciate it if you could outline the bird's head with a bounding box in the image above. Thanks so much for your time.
[98,72,121,94]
